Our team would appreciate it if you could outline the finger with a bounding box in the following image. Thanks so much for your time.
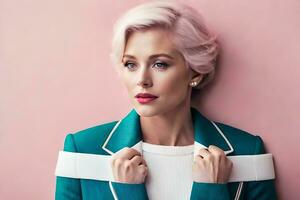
[131,155,147,166]
[138,164,148,175]
[197,148,211,158]
[208,145,223,152]
[193,155,204,166]
[140,157,147,166]
[138,164,148,170]
[208,145,225,157]
[114,147,141,160]
[194,155,203,162]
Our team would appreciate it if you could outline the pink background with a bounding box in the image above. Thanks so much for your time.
[1,0,299,199]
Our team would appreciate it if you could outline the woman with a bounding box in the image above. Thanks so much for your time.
[55,1,277,199]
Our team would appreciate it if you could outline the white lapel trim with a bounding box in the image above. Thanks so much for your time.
[210,120,234,154]
[234,182,244,200]
[193,121,234,157]
[101,118,143,155]
[101,119,122,200]
[102,119,123,155]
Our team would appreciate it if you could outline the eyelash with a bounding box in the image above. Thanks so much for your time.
[123,61,169,70]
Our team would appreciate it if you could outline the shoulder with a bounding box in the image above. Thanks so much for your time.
[214,121,267,155]
[62,120,118,154]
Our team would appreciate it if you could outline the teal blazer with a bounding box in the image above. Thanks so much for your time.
[55,107,277,200]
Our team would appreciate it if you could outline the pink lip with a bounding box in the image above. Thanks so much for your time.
[135,93,158,98]
[135,97,157,104]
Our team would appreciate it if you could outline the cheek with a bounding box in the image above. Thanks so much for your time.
[158,72,189,95]
[120,73,136,93]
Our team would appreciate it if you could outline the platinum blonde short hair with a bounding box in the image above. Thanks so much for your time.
[110,0,219,90]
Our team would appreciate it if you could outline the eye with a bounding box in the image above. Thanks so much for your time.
[123,62,136,70]
[153,62,169,69]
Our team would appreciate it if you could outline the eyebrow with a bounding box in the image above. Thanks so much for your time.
[123,53,175,60]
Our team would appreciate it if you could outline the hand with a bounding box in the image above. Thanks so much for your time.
[110,147,148,184]
[192,145,233,183]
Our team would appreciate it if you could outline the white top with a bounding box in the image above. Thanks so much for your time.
[142,142,194,200]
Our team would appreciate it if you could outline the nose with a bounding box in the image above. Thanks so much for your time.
[137,66,152,88]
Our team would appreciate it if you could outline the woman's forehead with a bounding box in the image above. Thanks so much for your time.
[126,28,174,47]
[122,28,185,61]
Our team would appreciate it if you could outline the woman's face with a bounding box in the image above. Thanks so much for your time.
[116,28,199,117]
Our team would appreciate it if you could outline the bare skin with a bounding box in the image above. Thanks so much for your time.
[111,28,232,183]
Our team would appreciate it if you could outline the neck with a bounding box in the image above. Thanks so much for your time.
[140,105,194,146]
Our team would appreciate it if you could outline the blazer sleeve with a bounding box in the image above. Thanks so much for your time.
[55,133,82,200]
[244,135,277,200]
[111,182,149,200]
[190,182,230,200]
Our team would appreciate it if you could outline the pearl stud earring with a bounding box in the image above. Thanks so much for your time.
[190,81,198,87]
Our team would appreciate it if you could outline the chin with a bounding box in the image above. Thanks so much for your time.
[134,106,159,117]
